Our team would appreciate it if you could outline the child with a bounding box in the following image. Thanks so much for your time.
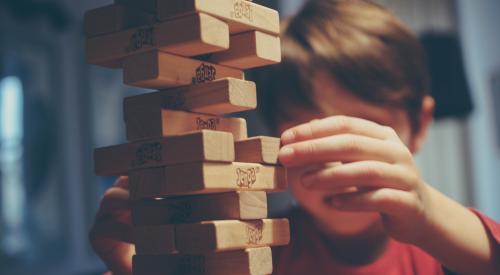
[89,1,500,274]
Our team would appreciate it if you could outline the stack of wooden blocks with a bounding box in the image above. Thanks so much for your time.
[86,0,290,274]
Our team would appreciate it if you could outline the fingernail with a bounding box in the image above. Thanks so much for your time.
[279,147,295,163]
[281,130,295,144]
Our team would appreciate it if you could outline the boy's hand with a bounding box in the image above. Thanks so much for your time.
[278,115,432,244]
[89,176,134,275]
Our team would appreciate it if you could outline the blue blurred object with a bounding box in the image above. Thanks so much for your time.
[0,0,71,31]
[0,76,28,258]
[421,32,474,119]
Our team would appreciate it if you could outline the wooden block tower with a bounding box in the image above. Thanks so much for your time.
[86,0,289,274]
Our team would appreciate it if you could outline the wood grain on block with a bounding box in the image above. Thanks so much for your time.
[210,31,281,69]
[132,191,267,225]
[135,219,289,255]
[114,0,157,14]
[86,13,229,68]
[94,130,234,176]
[125,109,248,142]
[84,4,155,38]
[134,225,177,254]
[123,78,257,115]
[158,0,280,35]
[129,162,287,199]
[132,247,272,275]
[175,219,289,254]
[123,50,244,89]
[235,136,280,164]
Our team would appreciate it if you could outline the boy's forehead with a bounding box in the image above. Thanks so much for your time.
[313,72,407,126]
[282,100,404,129]
[276,71,410,134]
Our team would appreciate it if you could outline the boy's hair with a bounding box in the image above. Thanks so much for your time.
[255,0,430,131]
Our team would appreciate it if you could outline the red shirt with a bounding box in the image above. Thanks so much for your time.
[273,208,500,275]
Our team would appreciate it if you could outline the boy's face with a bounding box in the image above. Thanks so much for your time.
[277,72,418,236]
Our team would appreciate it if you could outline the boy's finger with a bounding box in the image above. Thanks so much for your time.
[281,116,399,145]
[279,134,404,167]
[97,187,131,219]
[89,219,134,244]
[330,188,416,216]
[301,161,414,191]
[114,176,129,190]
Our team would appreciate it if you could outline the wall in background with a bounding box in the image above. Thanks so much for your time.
[457,0,500,220]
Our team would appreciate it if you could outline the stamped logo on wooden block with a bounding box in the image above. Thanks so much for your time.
[236,167,260,188]
[192,64,217,84]
[246,220,264,245]
[132,142,162,167]
[127,26,154,52]
[196,117,220,130]
[231,0,254,22]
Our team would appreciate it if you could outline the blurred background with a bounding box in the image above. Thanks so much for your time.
[0,0,499,274]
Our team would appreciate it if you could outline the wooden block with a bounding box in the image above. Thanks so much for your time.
[158,0,280,35]
[94,130,234,176]
[84,4,156,38]
[86,13,229,68]
[132,247,272,275]
[235,136,280,165]
[129,162,287,199]
[123,50,244,89]
[114,0,157,14]
[123,78,257,115]
[177,219,289,253]
[132,191,267,225]
[134,225,176,254]
[135,219,289,255]
[125,109,248,142]
[209,31,281,69]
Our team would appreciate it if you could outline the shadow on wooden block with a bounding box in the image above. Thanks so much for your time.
[123,78,257,115]
[94,130,235,176]
[132,247,273,275]
[129,162,288,199]
[132,191,267,225]
[125,109,248,142]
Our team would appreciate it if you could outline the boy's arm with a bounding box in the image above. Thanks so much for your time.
[416,186,500,275]
[278,116,500,275]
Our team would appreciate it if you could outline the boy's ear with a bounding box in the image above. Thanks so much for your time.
[410,96,435,153]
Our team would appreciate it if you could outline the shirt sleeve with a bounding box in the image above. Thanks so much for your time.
[440,209,500,275]
[469,209,500,245]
